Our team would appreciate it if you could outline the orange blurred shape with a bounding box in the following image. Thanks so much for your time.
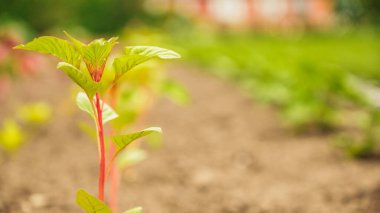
[309,0,333,26]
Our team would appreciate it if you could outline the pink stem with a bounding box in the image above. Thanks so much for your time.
[95,93,106,201]
[109,142,119,212]
[108,86,119,212]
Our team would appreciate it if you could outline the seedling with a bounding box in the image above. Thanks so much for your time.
[104,61,188,211]
[14,32,180,212]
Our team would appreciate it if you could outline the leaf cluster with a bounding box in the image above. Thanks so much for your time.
[14,32,180,99]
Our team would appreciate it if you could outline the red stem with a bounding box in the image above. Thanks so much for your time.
[95,93,106,201]
[108,86,119,212]
[109,142,119,212]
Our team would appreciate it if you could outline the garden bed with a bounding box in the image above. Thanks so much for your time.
[1,67,380,213]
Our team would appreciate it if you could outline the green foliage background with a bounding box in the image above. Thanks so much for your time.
[1,0,379,34]
[0,0,145,34]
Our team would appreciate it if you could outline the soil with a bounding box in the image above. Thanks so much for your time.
[1,66,380,213]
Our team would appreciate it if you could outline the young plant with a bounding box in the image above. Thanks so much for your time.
[14,32,180,212]
[105,55,188,212]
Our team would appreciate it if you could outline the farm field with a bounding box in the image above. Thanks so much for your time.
[174,28,380,131]
[1,1,380,212]
[1,65,380,213]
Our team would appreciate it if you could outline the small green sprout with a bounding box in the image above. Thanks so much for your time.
[14,32,180,212]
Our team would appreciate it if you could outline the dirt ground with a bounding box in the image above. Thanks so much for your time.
[1,66,380,213]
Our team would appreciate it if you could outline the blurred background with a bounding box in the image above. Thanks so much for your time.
[1,0,380,212]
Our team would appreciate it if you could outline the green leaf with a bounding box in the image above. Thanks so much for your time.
[14,36,80,67]
[81,38,118,70]
[76,189,112,213]
[123,207,142,213]
[112,127,162,154]
[64,31,86,48]
[58,62,101,97]
[76,92,95,118]
[102,103,119,124]
[117,148,147,169]
[113,46,181,81]
[76,92,118,124]
[65,31,118,73]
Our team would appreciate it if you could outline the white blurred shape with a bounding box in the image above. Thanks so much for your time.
[209,0,247,25]
[293,0,308,16]
[258,0,287,22]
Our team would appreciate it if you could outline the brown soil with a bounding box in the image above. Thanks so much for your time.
[1,67,380,213]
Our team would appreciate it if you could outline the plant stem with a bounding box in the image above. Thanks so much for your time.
[95,92,106,201]
[109,142,119,212]
[108,85,119,212]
